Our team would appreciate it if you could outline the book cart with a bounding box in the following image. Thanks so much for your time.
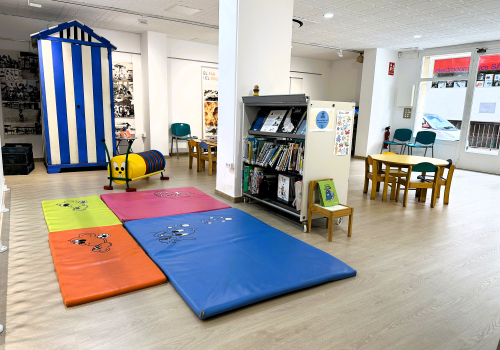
[241,94,355,232]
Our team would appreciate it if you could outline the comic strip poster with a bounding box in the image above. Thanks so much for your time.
[202,67,218,140]
[0,50,41,135]
[112,62,134,133]
[334,110,352,156]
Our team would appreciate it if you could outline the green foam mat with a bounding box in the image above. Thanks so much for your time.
[42,195,122,232]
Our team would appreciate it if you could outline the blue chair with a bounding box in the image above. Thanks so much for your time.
[405,131,436,157]
[171,123,198,159]
[381,128,412,154]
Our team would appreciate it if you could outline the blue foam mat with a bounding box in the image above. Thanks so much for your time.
[124,208,356,319]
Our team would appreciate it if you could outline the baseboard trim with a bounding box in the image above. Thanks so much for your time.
[352,155,366,160]
[215,189,243,203]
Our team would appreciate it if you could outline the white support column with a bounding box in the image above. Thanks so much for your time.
[141,31,169,154]
[356,48,400,157]
[217,0,294,200]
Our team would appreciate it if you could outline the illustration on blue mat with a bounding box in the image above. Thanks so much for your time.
[56,200,89,211]
[154,190,192,198]
[200,216,233,224]
[153,224,196,244]
[69,233,112,253]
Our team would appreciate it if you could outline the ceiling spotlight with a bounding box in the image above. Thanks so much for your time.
[413,35,422,38]
[138,16,148,26]
[356,53,364,63]
[28,0,42,8]
[324,13,334,18]
[338,49,343,57]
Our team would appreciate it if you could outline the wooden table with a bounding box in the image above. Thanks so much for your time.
[370,154,450,201]
[193,139,217,172]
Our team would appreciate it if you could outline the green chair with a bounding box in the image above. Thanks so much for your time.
[171,123,198,159]
[405,131,436,157]
[395,162,440,208]
[380,128,412,154]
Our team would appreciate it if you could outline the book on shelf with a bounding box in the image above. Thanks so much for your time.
[259,110,287,132]
[250,167,265,195]
[243,165,253,192]
[243,137,305,175]
[120,130,132,138]
[278,107,306,133]
[292,180,302,210]
[296,119,307,135]
[317,179,340,207]
[251,109,269,131]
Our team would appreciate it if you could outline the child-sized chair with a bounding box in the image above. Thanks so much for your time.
[417,159,455,204]
[188,139,199,170]
[381,128,412,154]
[171,123,198,159]
[199,141,217,175]
[405,131,436,157]
[396,162,440,207]
[307,179,353,242]
[364,155,397,200]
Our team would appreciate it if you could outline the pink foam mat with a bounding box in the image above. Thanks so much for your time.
[100,187,231,222]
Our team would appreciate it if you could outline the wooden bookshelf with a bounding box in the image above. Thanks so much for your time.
[241,94,355,232]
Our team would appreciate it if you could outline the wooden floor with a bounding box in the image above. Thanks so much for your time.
[2,157,500,350]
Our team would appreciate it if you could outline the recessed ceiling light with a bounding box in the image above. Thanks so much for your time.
[413,35,422,38]
[324,13,334,18]
[138,16,148,26]
[167,5,201,16]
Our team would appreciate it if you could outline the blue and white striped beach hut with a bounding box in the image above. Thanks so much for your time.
[31,20,117,173]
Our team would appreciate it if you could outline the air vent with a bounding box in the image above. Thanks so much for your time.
[166,5,201,16]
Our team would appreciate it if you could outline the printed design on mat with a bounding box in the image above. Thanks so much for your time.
[200,216,233,224]
[69,233,112,253]
[56,200,88,211]
[153,224,196,244]
[154,190,192,198]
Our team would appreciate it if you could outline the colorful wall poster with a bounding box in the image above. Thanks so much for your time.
[202,67,218,140]
[112,61,134,133]
[310,107,335,132]
[335,110,352,155]
[0,50,41,135]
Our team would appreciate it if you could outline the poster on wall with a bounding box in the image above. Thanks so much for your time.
[112,62,134,135]
[202,67,218,140]
[0,50,41,135]
[334,110,352,156]
[309,107,335,132]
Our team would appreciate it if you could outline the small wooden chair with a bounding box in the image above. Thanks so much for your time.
[307,179,353,242]
[395,162,440,208]
[188,139,199,170]
[417,159,455,204]
[199,141,217,175]
[363,155,397,200]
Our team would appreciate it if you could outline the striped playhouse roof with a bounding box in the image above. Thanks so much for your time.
[31,20,117,50]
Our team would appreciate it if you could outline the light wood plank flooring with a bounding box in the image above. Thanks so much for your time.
[2,157,500,350]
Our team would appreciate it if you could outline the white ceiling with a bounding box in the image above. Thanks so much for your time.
[2,0,500,61]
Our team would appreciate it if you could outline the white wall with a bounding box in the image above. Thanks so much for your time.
[167,39,218,153]
[217,0,293,199]
[330,58,363,103]
[290,57,332,100]
[356,48,399,157]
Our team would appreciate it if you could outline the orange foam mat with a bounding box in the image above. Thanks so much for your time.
[49,224,167,307]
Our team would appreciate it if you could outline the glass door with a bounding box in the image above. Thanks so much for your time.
[457,50,500,173]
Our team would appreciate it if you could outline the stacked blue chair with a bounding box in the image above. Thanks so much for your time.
[171,123,197,159]
[406,131,436,157]
[381,128,412,154]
